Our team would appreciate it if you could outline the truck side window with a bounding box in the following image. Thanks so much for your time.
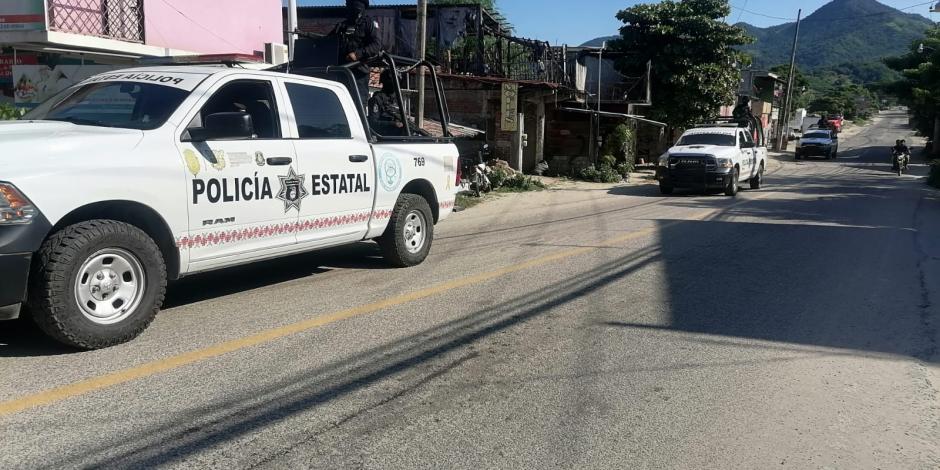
[284,83,351,139]
[188,80,281,140]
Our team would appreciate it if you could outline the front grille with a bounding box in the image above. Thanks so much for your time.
[668,155,714,186]
[669,155,716,170]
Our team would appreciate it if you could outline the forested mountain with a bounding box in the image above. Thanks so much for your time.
[738,0,933,83]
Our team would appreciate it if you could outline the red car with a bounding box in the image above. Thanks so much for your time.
[827,114,844,133]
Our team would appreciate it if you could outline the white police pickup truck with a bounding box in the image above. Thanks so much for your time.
[656,125,767,196]
[0,63,459,349]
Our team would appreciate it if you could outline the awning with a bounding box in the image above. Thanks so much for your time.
[559,107,667,128]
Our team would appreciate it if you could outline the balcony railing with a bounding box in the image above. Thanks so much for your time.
[48,0,145,43]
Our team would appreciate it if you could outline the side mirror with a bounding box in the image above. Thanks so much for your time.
[202,112,254,141]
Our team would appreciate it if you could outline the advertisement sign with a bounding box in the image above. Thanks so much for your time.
[1,54,38,84]
[0,0,46,31]
[1,54,38,104]
[501,82,518,132]
[13,64,120,108]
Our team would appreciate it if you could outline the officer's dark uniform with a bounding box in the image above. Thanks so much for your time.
[369,78,405,136]
[331,1,382,107]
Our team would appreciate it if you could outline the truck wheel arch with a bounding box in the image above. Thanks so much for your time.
[400,179,440,223]
[52,201,181,280]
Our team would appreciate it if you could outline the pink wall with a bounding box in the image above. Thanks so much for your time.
[143,0,283,55]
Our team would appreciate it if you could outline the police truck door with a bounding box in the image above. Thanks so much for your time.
[280,78,376,246]
[739,130,756,179]
[177,77,300,266]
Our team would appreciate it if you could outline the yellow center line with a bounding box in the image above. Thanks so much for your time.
[0,187,779,417]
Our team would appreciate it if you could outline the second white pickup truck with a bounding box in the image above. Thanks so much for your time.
[657,125,767,196]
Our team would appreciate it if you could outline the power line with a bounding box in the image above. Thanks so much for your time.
[155,0,245,52]
[735,0,749,23]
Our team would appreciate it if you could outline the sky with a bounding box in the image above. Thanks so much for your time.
[290,0,939,46]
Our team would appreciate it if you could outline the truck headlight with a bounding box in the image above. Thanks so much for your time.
[0,183,37,225]
[716,158,734,169]
[658,154,669,167]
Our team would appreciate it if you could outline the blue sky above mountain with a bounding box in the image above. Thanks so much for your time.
[290,0,938,46]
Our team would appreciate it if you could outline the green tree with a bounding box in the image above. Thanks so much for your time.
[885,27,940,139]
[769,64,812,112]
[431,0,496,8]
[610,0,752,129]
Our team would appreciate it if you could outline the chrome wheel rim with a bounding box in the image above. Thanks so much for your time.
[402,210,427,254]
[74,248,146,325]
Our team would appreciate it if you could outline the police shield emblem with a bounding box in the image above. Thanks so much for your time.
[276,167,309,212]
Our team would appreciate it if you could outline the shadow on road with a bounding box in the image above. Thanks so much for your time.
[46,178,938,468]
[7,117,938,467]
[51,245,666,468]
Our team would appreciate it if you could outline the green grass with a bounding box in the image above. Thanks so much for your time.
[456,193,486,210]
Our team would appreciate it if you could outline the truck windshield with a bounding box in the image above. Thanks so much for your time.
[677,134,735,146]
[22,82,188,130]
[803,132,830,139]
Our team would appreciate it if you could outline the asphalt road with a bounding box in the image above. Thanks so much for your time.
[1,111,938,469]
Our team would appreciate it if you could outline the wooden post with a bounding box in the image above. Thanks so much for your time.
[777,9,802,151]
[416,0,428,128]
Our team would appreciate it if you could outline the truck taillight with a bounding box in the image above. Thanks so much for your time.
[455,158,462,185]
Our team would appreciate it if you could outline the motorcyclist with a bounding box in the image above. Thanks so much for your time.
[330,0,383,106]
[892,139,911,169]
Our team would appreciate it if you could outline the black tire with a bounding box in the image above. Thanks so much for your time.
[471,172,486,198]
[725,169,739,197]
[378,194,435,268]
[749,164,764,190]
[795,151,802,161]
[27,220,167,350]
[659,183,674,195]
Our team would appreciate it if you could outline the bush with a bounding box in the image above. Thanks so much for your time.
[599,154,617,168]
[497,173,546,192]
[487,166,513,188]
[604,124,636,161]
[616,162,634,177]
[929,159,940,189]
[480,166,546,193]
[0,103,26,121]
[577,164,622,183]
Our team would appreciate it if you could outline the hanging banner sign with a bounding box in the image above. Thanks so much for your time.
[501,82,519,132]
[0,0,46,31]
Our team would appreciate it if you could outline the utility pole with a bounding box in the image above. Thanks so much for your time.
[597,41,605,113]
[416,0,428,128]
[777,9,802,151]
[592,41,605,163]
[287,0,298,61]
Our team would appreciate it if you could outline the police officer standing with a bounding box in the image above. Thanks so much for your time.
[331,0,383,106]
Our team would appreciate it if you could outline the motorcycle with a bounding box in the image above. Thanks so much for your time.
[892,149,910,176]
[460,144,492,197]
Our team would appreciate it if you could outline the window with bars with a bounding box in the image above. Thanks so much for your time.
[48,0,145,43]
